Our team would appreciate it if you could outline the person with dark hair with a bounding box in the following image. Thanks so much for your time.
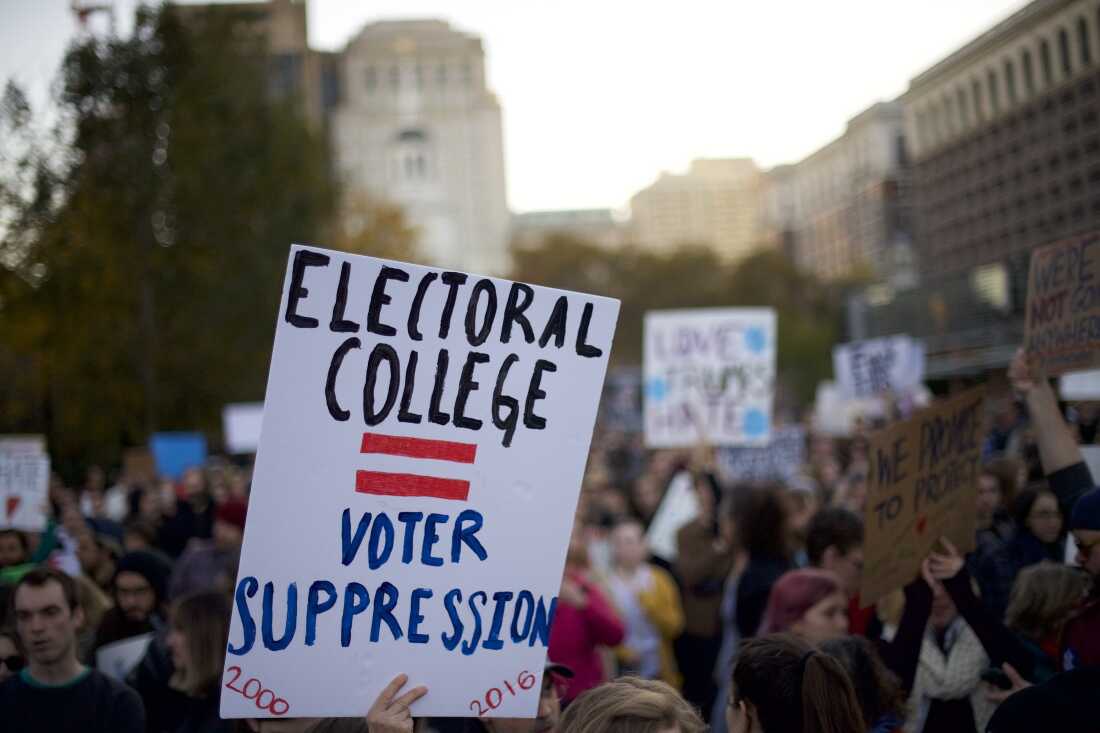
[167,497,246,600]
[0,628,24,685]
[122,517,161,553]
[559,676,706,733]
[93,550,173,654]
[974,486,1066,620]
[805,508,872,635]
[674,469,735,717]
[820,637,907,733]
[734,486,794,640]
[0,529,29,569]
[727,633,865,733]
[0,566,145,732]
[157,468,216,558]
[757,569,849,644]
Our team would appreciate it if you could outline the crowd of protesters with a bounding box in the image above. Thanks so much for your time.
[1,347,1098,732]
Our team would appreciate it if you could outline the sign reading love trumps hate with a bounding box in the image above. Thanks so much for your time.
[644,308,776,447]
[1025,231,1100,375]
[222,245,619,719]
[860,386,985,606]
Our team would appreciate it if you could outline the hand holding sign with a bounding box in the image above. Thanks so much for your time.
[926,537,965,581]
[365,674,427,733]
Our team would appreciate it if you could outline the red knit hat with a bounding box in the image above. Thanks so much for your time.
[215,498,248,531]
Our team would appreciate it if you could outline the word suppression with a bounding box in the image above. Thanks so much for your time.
[227,509,556,656]
[285,249,611,447]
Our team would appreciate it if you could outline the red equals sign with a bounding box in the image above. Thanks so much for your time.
[356,432,477,502]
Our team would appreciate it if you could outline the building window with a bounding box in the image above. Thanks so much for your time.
[389,65,400,90]
[365,66,376,91]
[944,95,955,136]
[972,78,984,122]
[1079,16,1093,65]
[1058,28,1073,78]
[462,62,472,86]
[415,64,424,89]
[988,69,1000,114]
[1040,38,1054,86]
[957,87,969,128]
[1004,59,1017,105]
[437,63,447,87]
[1022,48,1035,95]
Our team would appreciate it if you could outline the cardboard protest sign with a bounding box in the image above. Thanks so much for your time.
[96,632,154,680]
[223,402,265,454]
[222,245,619,719]
[1024,231,1100,375]
[0,438,49,532]
[716,425,806,483]
[644,471,697,562]
[860,386,986,606]
[833,335,925,399]
[644,308,776,447]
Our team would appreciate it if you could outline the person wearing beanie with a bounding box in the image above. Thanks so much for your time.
[167,498,247,601]
[1061,487,1100,670]
[93,550,173,654]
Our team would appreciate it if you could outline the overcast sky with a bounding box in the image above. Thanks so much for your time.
[2,0,1028,212]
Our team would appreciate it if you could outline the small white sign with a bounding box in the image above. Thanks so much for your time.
[222,245,619,719]
[223,403,265,454]
[96,632,154,680]
[833,335,925,400]
[1060,369,1100,400]
[0,453,49,531]
[643,308,776,447]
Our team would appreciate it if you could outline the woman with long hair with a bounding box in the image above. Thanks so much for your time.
[727,633,865,733]
[165,590,234,733]
[820,636,907,733]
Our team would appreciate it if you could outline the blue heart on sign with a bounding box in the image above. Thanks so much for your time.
[743,408,768,438]
[646,378,668,402]
[745,326,767,354]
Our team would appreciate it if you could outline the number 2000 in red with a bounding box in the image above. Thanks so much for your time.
[469,670,537,716]
[224,666,290,716]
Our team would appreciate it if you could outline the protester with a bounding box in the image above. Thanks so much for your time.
[167,497,246,600]
[819,636,907,733]
[547,519,625,704]
[163,590,235,733]
[984,666,1100,733]
[804,507,871,634]
[158,468,216,558]
[75,528,120,591]
[1003,562,1092,683]
[974,487,1067,620]
[606,517,684,686]
[674,469,735,717]
[734,486,793,640]
[757,569,849,643]
[0,529,29,569]
[93,550,172,653]
[727,633,865,733]
[558,676,706,733]
[0,566,145,732]
[0,629,24,684]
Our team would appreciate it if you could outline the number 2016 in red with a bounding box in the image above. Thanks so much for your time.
[469,670,537,717]
[224,666,291,716]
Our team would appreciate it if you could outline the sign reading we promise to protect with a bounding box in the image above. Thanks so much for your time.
[644,308,776,447]
[222,245,619,719]
[860,386,986,606]
[1024,230,1100,375]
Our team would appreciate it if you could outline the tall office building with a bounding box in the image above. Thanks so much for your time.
[332,20,510,275]
[860,0,1100,376]
[628,158,766,262]
[765,102,912,281]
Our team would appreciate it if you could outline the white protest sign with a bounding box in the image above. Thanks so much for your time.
[644,308,776,447]
[222,245,619,719]
[833,335,925,399]
[644,471,698,562]
[0,453,49,531]
[223,402,265,454]
[717,425,806,483]
[1061,370,1100,400]
[96,632,154,680]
